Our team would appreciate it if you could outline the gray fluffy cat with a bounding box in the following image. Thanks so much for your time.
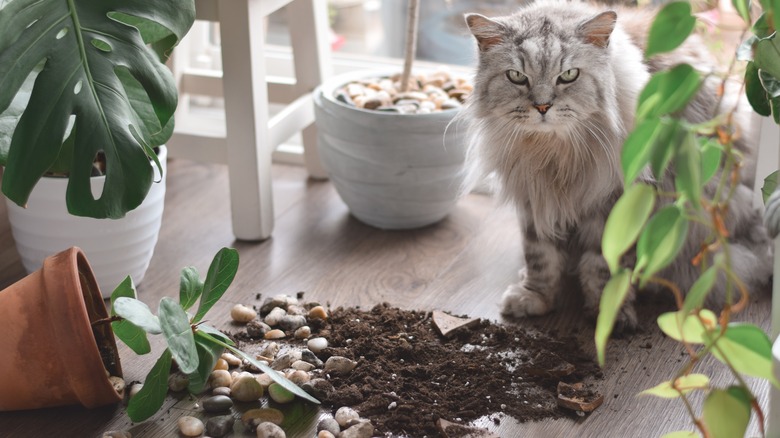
[461,1,772,330]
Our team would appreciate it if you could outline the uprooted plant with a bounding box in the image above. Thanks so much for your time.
[95,247,319,422]
[597,1,780,437]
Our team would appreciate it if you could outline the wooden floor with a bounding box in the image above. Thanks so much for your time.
[0,158,772,438]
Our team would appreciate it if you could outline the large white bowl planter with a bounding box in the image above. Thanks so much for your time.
[314,71,469,230]
[5,147,167,297]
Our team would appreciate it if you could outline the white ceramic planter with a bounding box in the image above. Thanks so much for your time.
[314,70,468,230]
[770,338,780,438]
[5,146,167,297]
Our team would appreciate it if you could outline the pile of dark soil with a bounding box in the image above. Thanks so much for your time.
[314,303,602,437]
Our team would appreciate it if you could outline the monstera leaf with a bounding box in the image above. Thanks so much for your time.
[0,0,194,218]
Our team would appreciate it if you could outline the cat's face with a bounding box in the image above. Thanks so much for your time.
[466,10,618,134]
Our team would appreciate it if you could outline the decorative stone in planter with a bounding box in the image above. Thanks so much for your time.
[5,146,167,297]
[314,71,469,230]
[0,247,123,411]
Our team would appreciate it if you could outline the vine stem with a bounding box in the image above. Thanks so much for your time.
[91,315,122,327]
[400,0,420,93]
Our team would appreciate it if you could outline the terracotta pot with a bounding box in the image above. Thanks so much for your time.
[0,247,123,410]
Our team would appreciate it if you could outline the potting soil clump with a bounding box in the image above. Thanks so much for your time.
[233,297,602,437]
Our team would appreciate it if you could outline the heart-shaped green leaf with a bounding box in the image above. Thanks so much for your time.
[179,266,203,311]
[640,374,710,398]
[635,205,689,285]
[602,183,656,274]
[702,387,751,438]
[595,269,632,366]
[645,2,696,58]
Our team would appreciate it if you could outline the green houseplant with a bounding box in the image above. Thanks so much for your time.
[0,0,196,293]
[596,1,780,436]
[107,247,319,422]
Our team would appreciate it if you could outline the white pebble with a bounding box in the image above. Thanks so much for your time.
[256,421,286,438]
[317,431,336,438]
[264,329,286,340]
[128,383,143,399]
[388,401,397,410]
[294,326,311,339]
[291,360,315,372]
[334,406,360,427]
[286,369,311,385]
[168,373,189,392]
[102,431,131,438]
[231,304,258,323]
[177,416,204,437]
[307,337,328,353]
[264,307,287,326]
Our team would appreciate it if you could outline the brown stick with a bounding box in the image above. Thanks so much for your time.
[400,0,420,93]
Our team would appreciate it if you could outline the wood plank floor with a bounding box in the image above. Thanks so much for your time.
[0,158,772,438]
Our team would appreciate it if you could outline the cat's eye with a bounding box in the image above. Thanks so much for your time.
[558,68,580,84]
[506,69,528,85]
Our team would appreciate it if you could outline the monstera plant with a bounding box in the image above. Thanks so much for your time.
[0,0,195,218]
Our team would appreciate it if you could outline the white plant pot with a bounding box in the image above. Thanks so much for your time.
[314,70,468,230]
[770,338,780,437]
[5,146,167,297]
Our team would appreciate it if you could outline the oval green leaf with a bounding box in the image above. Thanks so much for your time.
[681,265,718,315]
[110,276,151,354]
[159,297,199,374]
[602,183,656,274]
[661,432,698,438]
[645,2,696,58]
[187,336,225,394]
[193,247,239,323]
[179,266,203,311]
[621,119,659,185]
[745,62,772,116]
[113,296,162,334]
[657,309,717,344]
[699,139,722,185]
[702,387,751,438]
[636,205,689,285]
[675,131,702,206]
[640,374,710,398]
[708,323,779,385]
[127,349,172,422]
[638,65,701,121]
[595,269,632,366]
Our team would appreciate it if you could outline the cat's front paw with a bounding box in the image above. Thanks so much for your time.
[500,283,551,318]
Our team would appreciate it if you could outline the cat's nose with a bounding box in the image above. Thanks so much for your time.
[533,103,552,114]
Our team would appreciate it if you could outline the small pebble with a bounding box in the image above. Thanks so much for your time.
[246,320,272,338]
[307,337,328,353]
[256,373,274,389]
[109,376,125,397]
[301,349,324,367]
[230,374,264,402]
[264,307,287,326]
[317,417,340,435]
[255,422,286,438]
[206,415,234,437]
[264,329,286,340]
[202,395,233,413]
[209,370,232,388]
[212,386,231,397]
[279,315,307,332]
[128,383,143,399]
[258,342,280,359]
[286,369,311,384]
[177,416,205,437]
[242,408,284,429]
[388,401,397,410]
[231,304,258,323]
[308,306,328,320]
[324,356,357,375]
[268,383,296,404]
[334,407,360,427]
[294,326,311,339]
[214,358,229,371]
[168,373,189,392]
[102,431,131,438]
[286,304,307,316]
[221,352,241,367]
[271,352,297,370]
[339,420,374,438]
[317,431,335,438]
[291,360,315,372]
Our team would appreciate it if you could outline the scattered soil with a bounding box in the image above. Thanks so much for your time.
[310,303,601,437]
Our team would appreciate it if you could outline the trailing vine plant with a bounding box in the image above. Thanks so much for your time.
[596,1,780,437]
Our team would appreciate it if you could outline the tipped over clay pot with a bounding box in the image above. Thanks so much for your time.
[0,247,123,410]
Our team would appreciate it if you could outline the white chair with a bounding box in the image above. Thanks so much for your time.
[167,0,332,240]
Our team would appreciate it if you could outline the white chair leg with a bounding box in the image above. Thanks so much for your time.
[287,0,332,179]
[218,0,275,240]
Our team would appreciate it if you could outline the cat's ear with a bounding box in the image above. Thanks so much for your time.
[465,14,505,52]
[578,11,617,48]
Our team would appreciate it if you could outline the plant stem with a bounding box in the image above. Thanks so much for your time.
[400,0,420,93]
[91,315,122,327]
